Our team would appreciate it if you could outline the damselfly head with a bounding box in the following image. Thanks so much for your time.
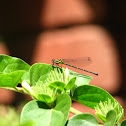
[52,59,55,62]
[52,59,64,64]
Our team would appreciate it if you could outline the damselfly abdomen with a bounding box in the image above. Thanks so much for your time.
[52,58,98,76]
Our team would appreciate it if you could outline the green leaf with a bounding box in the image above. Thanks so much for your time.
[69,70,92,86]
[0,55,30,87]
[64,77,76,91]
[0,55,30,74]
[54,93,71,126]
[117,124,121,126]
[104,110,117,126]
[67,113,99,126]
[49,81,66,93]
[20,121,34,126]
[70,84,77,97]
[20,100,64,126]
[69,72,92,96]
[36,94,53,103]
[72,85,114,109]
[95,113,106,123]
[0,105,20,126]
[120,119,126,126]
[0,71,25,87]
[30,63,54,86]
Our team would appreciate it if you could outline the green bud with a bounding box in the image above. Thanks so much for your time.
[95,98,124,124]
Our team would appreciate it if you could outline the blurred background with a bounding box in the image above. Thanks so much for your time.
[0,0,126,120]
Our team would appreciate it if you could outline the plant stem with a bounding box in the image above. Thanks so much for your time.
[70,107,82,115]
[1,87,27,94]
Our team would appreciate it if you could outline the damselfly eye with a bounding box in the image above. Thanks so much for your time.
[52,59,55,62]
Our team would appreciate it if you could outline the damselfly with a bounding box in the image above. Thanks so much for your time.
[52,58,98,76]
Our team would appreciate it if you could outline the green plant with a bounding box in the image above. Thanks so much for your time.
[0,105,20,126]
[0,54,125,126]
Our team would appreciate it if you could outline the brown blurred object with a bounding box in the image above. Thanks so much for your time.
[0,42,9,55]
[41,0,94,28]
[87,0,108,23]
[0,89,15,104]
